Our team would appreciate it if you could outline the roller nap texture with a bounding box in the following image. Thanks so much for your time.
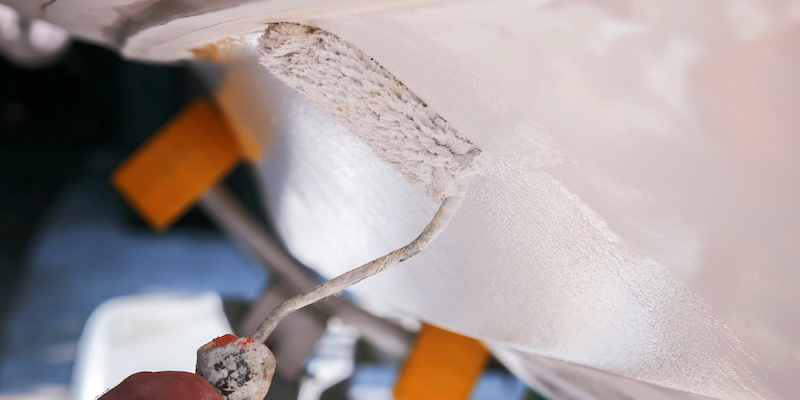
[258,22,480,200]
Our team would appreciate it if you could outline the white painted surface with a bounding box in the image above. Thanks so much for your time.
[248,5,800,393]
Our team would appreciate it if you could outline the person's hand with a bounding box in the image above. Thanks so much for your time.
[99,371,224,400]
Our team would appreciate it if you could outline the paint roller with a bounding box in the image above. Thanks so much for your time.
[196,23,481,400]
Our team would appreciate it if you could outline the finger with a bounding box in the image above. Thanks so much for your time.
[100,371,224,400]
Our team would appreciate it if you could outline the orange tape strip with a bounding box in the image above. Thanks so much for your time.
[215,70,267,162]
[111,99,243,230]
[394,324,490,400]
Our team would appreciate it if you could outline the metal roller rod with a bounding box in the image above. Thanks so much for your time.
[199,184,415,355]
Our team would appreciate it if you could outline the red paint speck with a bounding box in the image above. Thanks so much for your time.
[209,334,239,348]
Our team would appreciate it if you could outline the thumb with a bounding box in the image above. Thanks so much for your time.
[100,371,224,400]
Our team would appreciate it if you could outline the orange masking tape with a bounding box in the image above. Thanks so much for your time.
[111,99,243,230]
[394,324,490,400]
[192,39,270,162]
[214,69,267,162]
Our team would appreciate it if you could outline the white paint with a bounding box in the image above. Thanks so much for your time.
[248,1,800,393]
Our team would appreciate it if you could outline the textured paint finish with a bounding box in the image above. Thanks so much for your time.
[291,1,799,398]
[250,19,784,397]
[247,3,800,392]
[259,103,773,398]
